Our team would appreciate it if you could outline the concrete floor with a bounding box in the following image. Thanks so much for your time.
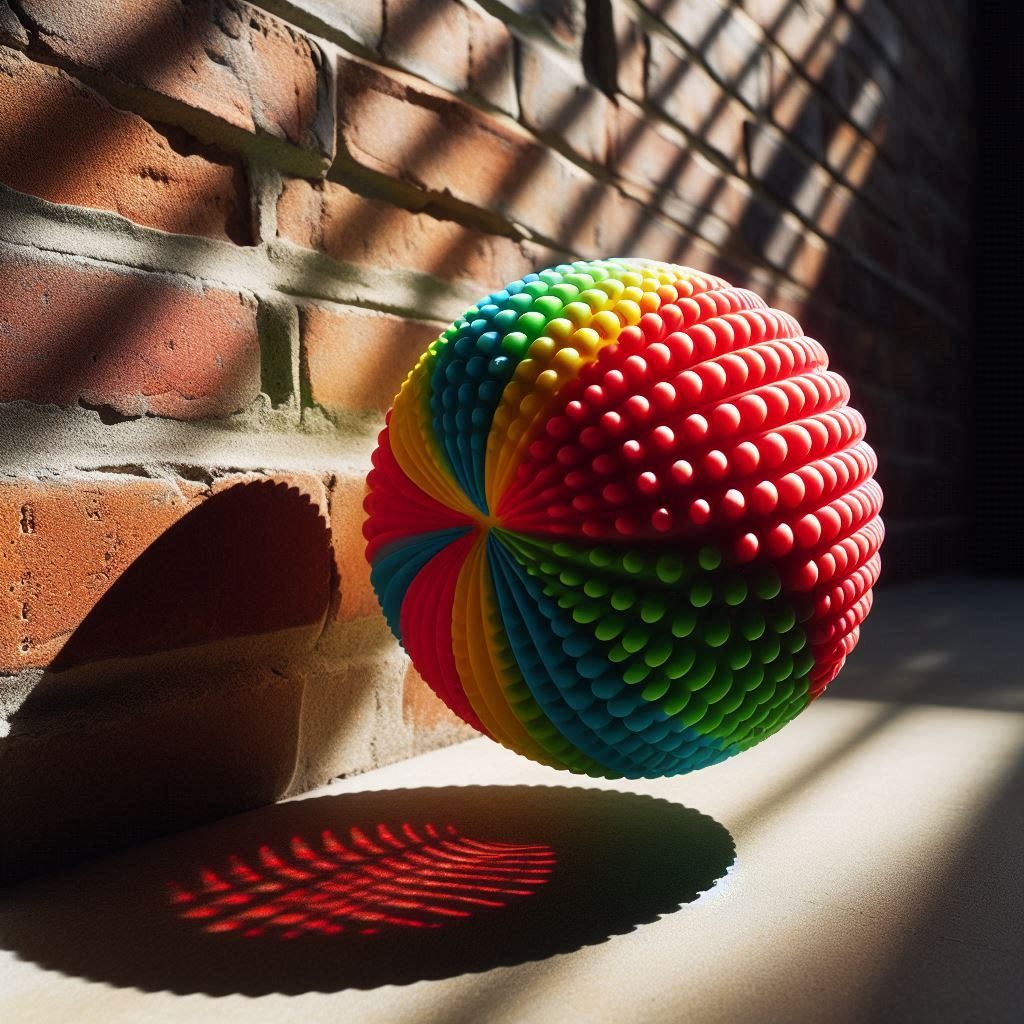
[1,578,1021,1023]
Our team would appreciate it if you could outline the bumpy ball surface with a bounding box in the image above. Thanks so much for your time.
[364,259,883,779]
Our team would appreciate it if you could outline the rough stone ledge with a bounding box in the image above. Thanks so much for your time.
[0,400,380,477]
[0,182,482,324]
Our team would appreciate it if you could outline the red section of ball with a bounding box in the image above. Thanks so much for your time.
[496,288,883,696]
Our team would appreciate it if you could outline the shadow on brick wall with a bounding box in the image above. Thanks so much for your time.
[309,0,970,582]
[0,480,335,884]
[2,0,971,579]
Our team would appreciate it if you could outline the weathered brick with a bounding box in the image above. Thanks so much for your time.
[257,0,384,51]
[744,123,854,239]
[0,49,250,242]
[609,102,750,228]
[16,0,334,170]
[516,39,610,163]
[0,474,330,672]
[403,661,476,748]
[766,13,886,130]
[638,0,724,51]
[335,56,520,205]
[516,39,612,164]
[0,246,260,419]
[277,179,555,292]
[466,3,519,117]
[733,195,830,291]
[327,468,380,623]
[770,16,902,156]
[382,0,518,116]
[1,477,192,671]
[0,1,27,47]
[383,0,471,95]
[743,0,841,66]
[275,177,324,250]
[645,35,748,161]
[301,302,443,417]
[334,55,602,251]
[768,61,904,227]
[769,69,824,156]
[640,0,768,109]
[609,0,645,102]
[493,0,586,50]
[584,186,688,265]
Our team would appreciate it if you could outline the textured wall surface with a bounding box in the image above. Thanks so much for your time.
[0,0,972,878]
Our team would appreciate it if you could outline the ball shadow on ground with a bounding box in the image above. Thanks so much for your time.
[0,784,735,995]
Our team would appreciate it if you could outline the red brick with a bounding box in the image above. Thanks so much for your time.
[499,0,586,50]
[0,246,259,419]
[1,1,27,47]
[516,40,612,165]
[0,474,330,671]
[381,0,517,116]
[328,469,379,623]
[334,56,601,251]
[276,178,323,251]
[0,49,249,242]
[769,18,889,141]
[277,179,554,292]
[744,123,854,238]
[645,35,748,161]
[610,0,645,102]
[335,56,521,205]
[609,103,750,226]
[300,302,442,417]
[638,0,721,40]
[16,0,333,167]
[403,661,471,738]
[769,70,825,156]
[640,0,767,109]
[743,0,839,64]
[264,0,383,51]
[582,187,684,264]
[823,116,879,191]
[733,194,831,291]
[382,0,472,96]
[466,2,519,116]
[768,63,903,224]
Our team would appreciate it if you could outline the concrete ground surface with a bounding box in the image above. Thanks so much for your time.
[1,578,1021,1023]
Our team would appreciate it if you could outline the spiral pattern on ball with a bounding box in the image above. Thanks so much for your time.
[364,258,883,779]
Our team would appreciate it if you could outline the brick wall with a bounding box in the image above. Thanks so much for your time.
[0,0,972,877]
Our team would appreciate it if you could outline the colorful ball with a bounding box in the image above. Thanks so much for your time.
[363,258,883,779]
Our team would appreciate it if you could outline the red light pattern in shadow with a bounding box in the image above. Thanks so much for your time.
[168,822,556,940]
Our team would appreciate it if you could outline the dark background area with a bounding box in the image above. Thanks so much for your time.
[973,2,1024,577]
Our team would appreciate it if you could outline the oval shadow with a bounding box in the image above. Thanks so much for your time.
[0,785,734,995]
[1,479,334,884]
